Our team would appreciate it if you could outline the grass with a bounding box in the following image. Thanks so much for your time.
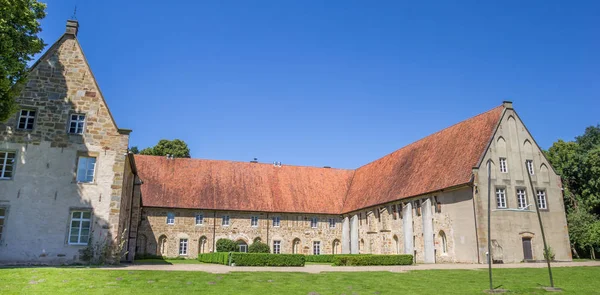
[0,266,599,294]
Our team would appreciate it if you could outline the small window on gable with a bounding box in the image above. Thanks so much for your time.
[166,212,175,224]
[69,114,86,134]
[76,156,96,183]
[0,151,16,180]
[499,158,508,173]
[526,160,535,175]
[195,213,203,225]
[17,109,36,130]
[537,190,547,210]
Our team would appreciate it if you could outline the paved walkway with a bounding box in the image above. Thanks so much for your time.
[102,261,600,274]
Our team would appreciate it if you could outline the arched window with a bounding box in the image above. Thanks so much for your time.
[332,239,341,254]
[198,236,207,254]
[237,239,248,253]
[292,238,301,254]
[393,235,400,254]
[157,235,168,256]
[439,231,447,254]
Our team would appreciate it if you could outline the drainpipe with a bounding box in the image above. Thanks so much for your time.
[212,211,217,252]
[266,213,270,249]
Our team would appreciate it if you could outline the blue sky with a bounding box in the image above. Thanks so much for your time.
[37,1,599,169]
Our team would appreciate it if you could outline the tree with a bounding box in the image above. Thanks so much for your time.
[216,239,237,252]
[0,0,46,122]
[248,241,270,253]
[139,139,191,158]
[129,146,139,154]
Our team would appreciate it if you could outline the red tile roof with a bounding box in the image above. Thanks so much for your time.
[135,105,504,214]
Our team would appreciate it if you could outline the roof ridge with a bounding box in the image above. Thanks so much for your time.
[353,104,504,171]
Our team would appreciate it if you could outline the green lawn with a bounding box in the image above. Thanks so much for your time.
[133,259,204,265]
[0,266,599,294]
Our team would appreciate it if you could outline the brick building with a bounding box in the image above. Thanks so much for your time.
[0,20,571,264]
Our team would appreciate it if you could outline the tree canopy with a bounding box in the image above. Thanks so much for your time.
[139,139,191,158]
[0,0,46,122]
[546,124,600,258]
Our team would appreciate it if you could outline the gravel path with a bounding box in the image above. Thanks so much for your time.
[101,261,600,274]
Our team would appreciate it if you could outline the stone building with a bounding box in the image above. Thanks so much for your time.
[0,20,140,264]
[0,19,571,264]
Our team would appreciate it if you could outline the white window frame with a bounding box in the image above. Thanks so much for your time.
[68,113,86,134]
[273,240,281,254]
[195,213,204,225]
[496,188,507,209]
[222,215,230,226]
[17,109,36,130]
[272,216,281,227]
[76,156,96,183]
[251,216,259,227]
[0,207,6,241]
[179,238,188,255]
[499,158,508,173]
[313,241,321,255]
[0,151,16,180]
[537,190,547,210]
[68,211,92,245]
[310,217,318,228]
[328,218,336,228]
[527,160,535,175]
[517,189,528,209]
[166,212,175,225]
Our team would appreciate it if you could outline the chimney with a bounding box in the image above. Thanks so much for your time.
[502,100,513,109]
[66,19,79,36]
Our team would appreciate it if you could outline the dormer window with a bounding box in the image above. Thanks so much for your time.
[69,114,86,134]
[17,109,36,130]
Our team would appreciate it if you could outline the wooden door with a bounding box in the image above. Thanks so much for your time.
[522,238,533,260]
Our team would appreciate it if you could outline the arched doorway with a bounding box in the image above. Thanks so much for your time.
[292,238,301,254]
[332,239,341,254]
[237,239,248,253]
[198,236,207,254]
[157,235,167,256]
[393,235,400,254]
[137,234,147,255]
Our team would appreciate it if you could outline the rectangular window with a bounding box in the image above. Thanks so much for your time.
[251,216,259,227]
[195,213,203,225]
[313,241,321,255]
[273,240,281,254]
[328,218,336,228]
[0,151,16,180]
[527,160,535,175]
[537,190,547,210]
[166,212,175,224]
[499,158,508,173]
[68,211,91,245]
[17,109,36,130]
[222,215,230,226]
[69,114,86,134]
[0,208,5,241]
[179,239,188,255]
[272,216,281,227]
[517,189,528,209]
[392,204,398,220]
[311,217,318,228]
[76,156,96,183]
[496,188,507,209]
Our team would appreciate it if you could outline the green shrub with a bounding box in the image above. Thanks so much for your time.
[305,254,336,263]
[230,253,305,266]
[333,254,413,266]
[198,252,230,265]
[248,241,270,253]
[216,239,237,252]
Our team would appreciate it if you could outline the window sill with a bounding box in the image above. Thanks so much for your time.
[68,243,88,247]
[493,208,535,212]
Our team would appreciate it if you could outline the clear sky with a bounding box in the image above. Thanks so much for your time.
[37,1,599,169]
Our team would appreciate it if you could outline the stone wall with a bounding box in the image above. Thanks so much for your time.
[0,24,130,263]
[137,207,342,258]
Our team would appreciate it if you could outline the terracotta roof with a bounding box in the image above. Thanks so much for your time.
[135,157,354,214]
[135,105,504,214]
[342,105,504,212]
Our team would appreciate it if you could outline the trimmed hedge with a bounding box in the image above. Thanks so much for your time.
[198,252,230,265]
[305,254,336,263]
[333,254,413,266]
[230,253,305,266]
[248,241,270,253]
